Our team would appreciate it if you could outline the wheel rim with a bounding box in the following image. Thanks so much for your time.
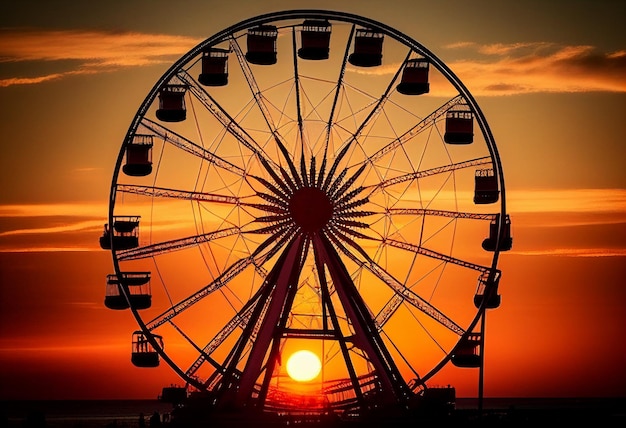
[105,9,508,415]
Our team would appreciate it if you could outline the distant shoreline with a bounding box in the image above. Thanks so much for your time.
[456,396,626,409]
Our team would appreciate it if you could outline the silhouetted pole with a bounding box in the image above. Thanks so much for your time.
[478,312,486,417]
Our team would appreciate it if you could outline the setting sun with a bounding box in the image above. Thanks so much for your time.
[286,350,322,382]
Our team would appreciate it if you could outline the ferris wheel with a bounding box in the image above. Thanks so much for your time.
[100,9,512,417]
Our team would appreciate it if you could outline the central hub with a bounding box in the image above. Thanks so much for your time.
[289,187,333,233]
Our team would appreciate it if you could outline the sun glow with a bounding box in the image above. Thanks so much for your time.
[286,350,321,382]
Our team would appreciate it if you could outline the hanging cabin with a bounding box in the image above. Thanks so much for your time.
[482,214,513,252]
[298,19,331,60]
[99,215,140,250]
[396,58,430,95]
[198,48,229,86]
[105,274,128,310]
[104,272,152,310]
[474,168,499,204]
[131,331,162,368]
[474,270,501,309]
[444,106,474,144]
[156,84,187,122]
[245,25,278,65]
[123,134,153,177]
[451,333,481,368]
[348,28,384,67]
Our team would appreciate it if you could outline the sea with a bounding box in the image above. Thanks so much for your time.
[1,397,624,427]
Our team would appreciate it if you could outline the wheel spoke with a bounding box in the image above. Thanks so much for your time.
[117,226,241,261]
[357,95,465,168]
[228,37,301,185]
[367,156,492,194]
[317,24,356,190]
[139,117,244,173]
[381,237,490,273]
[186,286,265,379]
[291,28,305,159]
[116,184,245,205]
[144,229,291,331]
[388,208,498,221]
[327,49,411,184]
[325,229,466,335]
[175,70,279,170]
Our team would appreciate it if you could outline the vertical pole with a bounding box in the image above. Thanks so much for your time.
[478,311,486,417]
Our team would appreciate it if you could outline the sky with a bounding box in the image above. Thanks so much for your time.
[0,0,625,401]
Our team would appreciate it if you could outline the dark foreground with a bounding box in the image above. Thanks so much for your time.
[166,399,626,428]
[2,398,624,427]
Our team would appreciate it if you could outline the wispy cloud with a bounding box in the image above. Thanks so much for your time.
[0,344,125,353]
[505,189,626,258]
[510,248,626,257]
[0,201,197,252]
[0,202,106,217]
[351,41,625,95]
[0,219,102,237]
[0,29,200,87]
[444,41,626,95]
[3,247,97,253]
[508,188,626,214]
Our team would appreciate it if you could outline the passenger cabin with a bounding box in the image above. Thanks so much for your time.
[451,333,481,368]
[198,48,229,86]
[396,58,430,95]
[482,214,513,252]
[156,84,187,122]
[99,216,140,250]
[298,20,331,60]
[444,106,474,144]
[245,25,278,65]
[474,168,499,204]
[123,134,153,177]
[348,28,384,67]
[131,331,162,368]
[474,270,501,309]
[104,272,152,310]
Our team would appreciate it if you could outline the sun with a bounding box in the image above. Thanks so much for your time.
[286,350,322,382]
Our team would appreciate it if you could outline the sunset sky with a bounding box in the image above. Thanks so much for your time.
[1,0,625,401]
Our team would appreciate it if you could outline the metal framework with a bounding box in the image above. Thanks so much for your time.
[102,9,510,420]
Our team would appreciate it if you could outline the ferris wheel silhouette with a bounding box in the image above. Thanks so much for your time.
[99,9,512,420]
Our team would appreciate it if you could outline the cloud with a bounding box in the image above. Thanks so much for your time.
[0,344,125,353]
[0,201,198,252]
[350,41,625,95]
[510,248,626,258]
[505,189,626,259]
[508,188,626,214]
[0,219,102,237]
[445,42,626,95]
[0,73,69,86]
[0,202,107,217]
[0,202,107,252]
[0,29,200,87]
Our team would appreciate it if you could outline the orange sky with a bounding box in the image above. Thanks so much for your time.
[0,0,625,401]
